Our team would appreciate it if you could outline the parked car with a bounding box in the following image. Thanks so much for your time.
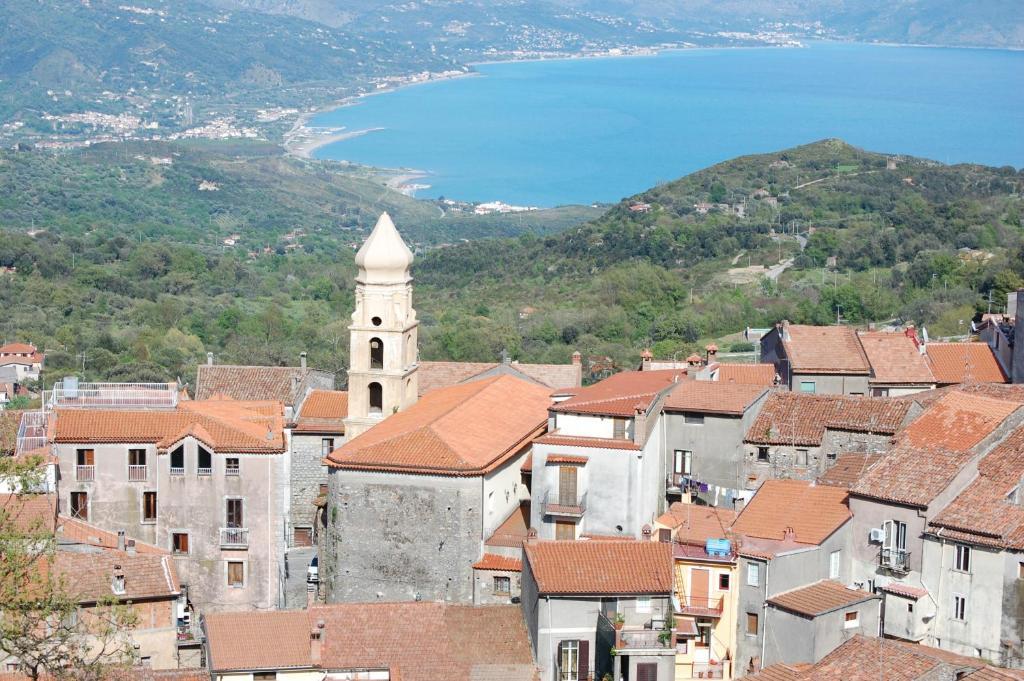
[307,555,319,583]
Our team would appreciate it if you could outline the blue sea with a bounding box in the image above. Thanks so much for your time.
[313,43,1024,207]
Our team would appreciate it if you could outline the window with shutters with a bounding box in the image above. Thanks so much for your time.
[636,662,657,681]
[227,561,245,588]
[674,449,692,475]
[558,466,578,506]
[142,491,157,523]
[172,533,189,555]
[555,521,575,541]
[746,612,758,636]
[70,492,88,520]
[844,611,860,629]
[558,640,579,681]
[612,418,627,439]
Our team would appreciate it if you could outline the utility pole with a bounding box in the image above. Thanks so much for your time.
[987,289,993,314]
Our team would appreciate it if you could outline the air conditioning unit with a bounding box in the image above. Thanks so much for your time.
[869,528,885,543]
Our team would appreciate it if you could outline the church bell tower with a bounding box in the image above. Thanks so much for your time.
[344,213,420,440]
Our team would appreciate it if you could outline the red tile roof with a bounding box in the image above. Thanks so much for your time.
[656,502,736,545]
[294,390,347,434]
[472,554,523,571]
[732,480,851,547]
[52,399,286,453]
[782,325,870,374]
[816,453,884,489]
[195,364,332,404]
[664,381,769,415]
[901,391,1020,451]
[926,342,1007,384]
[716,363,778,386]
[485,502,530,549]
[546,454,589,464]
[57,515,166,555]
[750,635,1021,681]
[746,392,911,446]
[51,550,180,604]
[767,580,876,617]
[551,369,685,417]
[523,540,673,595]
[326,375,549,476]
[0,492,57,534]
[858,332,935,385]
[418,360,581,396]
[880,582,929,599]
[533,432,641,451]
[205,602,536,680]
[0,343,37,354]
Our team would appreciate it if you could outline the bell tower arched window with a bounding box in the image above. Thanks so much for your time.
[369,382,383,414]
[370,338,384,370]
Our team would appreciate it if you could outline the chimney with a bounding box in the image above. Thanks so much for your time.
[206,352,214,366]
[633,404,647,446]
[705,344,718,363]
[1013,289,1024,383]
[571,350,581,366]
[527,527,538,540]
[783,527,796,542]
[126,539,136,555]
[300,352,307,369]
[117,530,126,552]
[641,524,653,540]
[640,348,653,370]
[310,619,325,667]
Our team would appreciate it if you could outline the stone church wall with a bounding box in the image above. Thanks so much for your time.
[322,468,482,603]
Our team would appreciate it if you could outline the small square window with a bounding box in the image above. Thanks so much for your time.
[321,438,335,457]
[636,596,652,613]
[225,458,240,476]
[493,576,511,595]
[757,447,770,463]
[719,573,730,590]
[908,602,914,613]
[746,612,758,636]
[227,561,245,587]
[172,533,189,555]
[795,449,809,466]
[844,611,859,629]
[799,381,816,394]
[684,413,705,426]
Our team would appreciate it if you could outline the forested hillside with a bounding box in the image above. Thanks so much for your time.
[1,139,1020,388]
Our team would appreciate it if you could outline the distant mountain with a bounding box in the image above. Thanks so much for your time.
[210,0,1024,49]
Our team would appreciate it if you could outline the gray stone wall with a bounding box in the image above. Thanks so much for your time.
[322,468,482,603]
[742,429,892,488]
[472,568,521,605]
[288,433,330,539]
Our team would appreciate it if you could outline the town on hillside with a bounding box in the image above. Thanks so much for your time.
[3,213,1024,681]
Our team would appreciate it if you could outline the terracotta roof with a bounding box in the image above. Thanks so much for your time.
[294,389,347,434]
[326,375,549,476]
[0,343,37,354]
[551,369,685,417]
[656,502,736,545]
[521,452,533,472]
[747,664,810,681]
[767,580,876,617]
[418,360,581,396]
[782,325,870,374]
[56,515,165,555]
[750,635,1019,681]
[52,399,286,454]
[745,392,910,446]
[546,454,588,465]
[0,492,57,534]
[50,550,180,604]
[0,353,43,366]
[205,602,536,680]
[880,582,929,599]
[852,391,1024,508]
[523,540,673,595]
[732,480,851,546]
[485,502,530,548]
[532,432,641,451]
[816,453,884,489]
[472,554,523,571]
[926,342,1007,384]
[858,332,935,385]
[928,425,1024,549]
[664,381,768,415]
[195,364,333,404]
[716,363,778,386]
[674,616,699,637]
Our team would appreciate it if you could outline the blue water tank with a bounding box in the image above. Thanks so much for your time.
[705,538,731,556]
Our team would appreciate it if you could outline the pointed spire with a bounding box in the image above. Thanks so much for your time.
[354,212,414,284]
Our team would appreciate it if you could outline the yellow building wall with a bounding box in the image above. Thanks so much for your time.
[673,559,737,681]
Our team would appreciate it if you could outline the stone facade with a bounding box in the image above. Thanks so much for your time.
[742,429,893,488]
[287,432,331,543]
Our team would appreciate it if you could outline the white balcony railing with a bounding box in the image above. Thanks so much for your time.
[15,411,50,454]
[197,467,212,476]
[128,465,147,482]
[76,465,95,481]
[49,381,178,410]
[170,467,185,476]
[220,528,249,548]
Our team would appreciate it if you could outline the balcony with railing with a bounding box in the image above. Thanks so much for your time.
[667,473,683,494]
[176,622,204,647]
[676,595,725,618]
[170,466,185,476]
[690,661,730,679]
[672,542,736,565]
[880,548,911,574]
[48,380,179,410]
[15,411,49,455]
[220,527,249,549]
[543,490,587,518]
[128,465,147,482]
[76,465,95,482]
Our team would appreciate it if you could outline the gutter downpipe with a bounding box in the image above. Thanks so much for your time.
[760,560,770,669]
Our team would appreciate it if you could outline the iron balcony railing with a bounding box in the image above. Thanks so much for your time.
[220,527,249,548]
[128,465,147,482]
[676,595,725,617]
[543,490,587,517]
[880,548,911,573]
[76,465,95,482]
[15,411,49,454]
[49,381,179,409]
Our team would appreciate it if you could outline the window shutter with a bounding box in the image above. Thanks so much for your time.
[578,640,589,680]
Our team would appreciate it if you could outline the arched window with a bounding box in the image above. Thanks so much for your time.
[369,382,383,414]
[370,337,384,370]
